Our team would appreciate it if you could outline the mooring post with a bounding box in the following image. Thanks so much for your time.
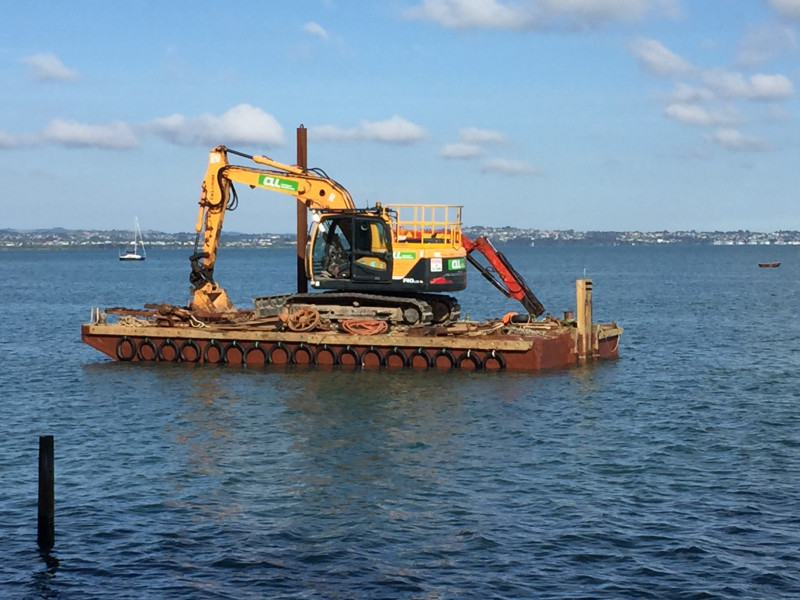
[38,435,55,552]
[296,124,309,294]
[575,279,593,362]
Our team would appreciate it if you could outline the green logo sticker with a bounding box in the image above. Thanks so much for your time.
[393,251,417,260]
[258,174,299,192]
[448,258,466,270]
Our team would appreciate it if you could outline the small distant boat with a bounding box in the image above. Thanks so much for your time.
[758,262,780,268]
[119,217,146,261]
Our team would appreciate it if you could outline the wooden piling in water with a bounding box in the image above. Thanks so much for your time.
[38,435,55,552]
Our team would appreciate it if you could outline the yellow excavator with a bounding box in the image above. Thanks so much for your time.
[189,146,544,326]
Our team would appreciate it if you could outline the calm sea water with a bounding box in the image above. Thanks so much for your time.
[2,245,799,599]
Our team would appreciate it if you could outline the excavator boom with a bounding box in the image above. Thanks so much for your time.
[189,146,358,315]
[194,146,354,269]
[462,234,545,317]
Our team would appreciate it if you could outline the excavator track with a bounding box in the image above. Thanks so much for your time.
[414,293,461,324]
[253,292,460,326]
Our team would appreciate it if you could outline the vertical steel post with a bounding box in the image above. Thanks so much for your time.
[296,125,308,294]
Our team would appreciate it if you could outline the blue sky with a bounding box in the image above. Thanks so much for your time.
[2,0,799,233]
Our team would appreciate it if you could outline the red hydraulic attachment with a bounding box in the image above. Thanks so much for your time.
[462,234,545,318]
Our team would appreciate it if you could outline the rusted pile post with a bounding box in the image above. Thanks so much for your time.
[576,278,595,362]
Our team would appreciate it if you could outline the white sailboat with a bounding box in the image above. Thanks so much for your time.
[119,217,147,261]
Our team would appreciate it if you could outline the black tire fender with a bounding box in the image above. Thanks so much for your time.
[360,346,384,367]
[409,347,433,369]
[336,345,361,366]
[157,338,180,362]
[223,340,245,365]
[432,348,456,369]
[203,339,226,364]
[116,336,136,361]
[456,350,483,370]
[384,347,408,368]
[293,343,315,365]
[483,349,506,370]
[267,342,292,364]
[137,338,158,361]
[243,342,268,365]
[179,339,201,362]
[314,344,336,365]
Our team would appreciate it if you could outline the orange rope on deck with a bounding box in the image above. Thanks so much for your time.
[341,319,389,336]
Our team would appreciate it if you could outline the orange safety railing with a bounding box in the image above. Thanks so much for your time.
[387,204,462,247]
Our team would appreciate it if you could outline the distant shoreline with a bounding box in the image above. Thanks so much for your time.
[2,227,800,248]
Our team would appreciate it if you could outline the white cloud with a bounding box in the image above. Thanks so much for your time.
[540,0,681,25]
[707,128,771,152]
[0,130,35,148]
[404,0,527,29]
[669,83,714,103]
[404,0,679,30]
[481,158,540,175]
[459,127,508,144]
[702,70,794,100]
[749,73,794,98]
[664,103,739,126]
[440,126,509,159]
[629,37,694,77]
[737,21,798,67]
[360,116,427,143]
[40,119,137,149]
[310,116,427,144]
[303,21,329,39]
[310,124,358,141]
[633,36,794,152]
[440,143,483,158]
[767,0,800,20]
[150,104,285,146]
[2,105,282,151]
[22,53,79,81]
[701,70,751,97]
[765,103,791,121]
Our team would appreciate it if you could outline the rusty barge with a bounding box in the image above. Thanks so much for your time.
[81,278,621,371]
[81,127,622,371]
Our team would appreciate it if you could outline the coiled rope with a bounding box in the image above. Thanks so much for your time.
[340,319,389,335]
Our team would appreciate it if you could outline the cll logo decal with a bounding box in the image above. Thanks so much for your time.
[258,175,299,192]
[448,258,466,270]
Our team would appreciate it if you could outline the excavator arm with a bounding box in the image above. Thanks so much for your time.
[189,146,355,314]
[462,233,545,318]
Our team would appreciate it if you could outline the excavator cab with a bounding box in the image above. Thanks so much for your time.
[308,212,393,288]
